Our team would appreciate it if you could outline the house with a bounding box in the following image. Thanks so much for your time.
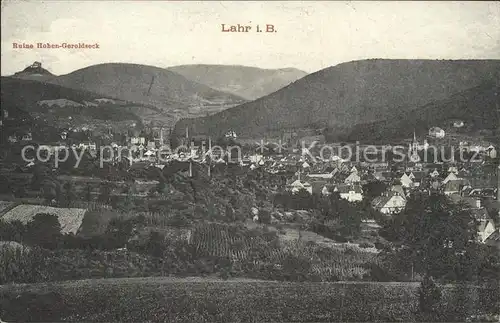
[224,130,237,139]
[95,98,116,104]
[390,185,406,198]
[7,135,18,143]
[83,101,99,107]
[321,184,335,196]
[429,127,445,138]
[458,168,471,178]
[477,219,496,243]
[430,169,440,178]
[409,171,427,187]
[486,146,497,159]
[310,181,328,195]
[306,172,335,181]
[249,154,263,164]
[444,179,470,195]
[147,141,156,150]
[453,120,465,128]
[484,230,500,249]
[79,142,97,151]
[442,172,459,185]
[130,137,146,145]
[144,150,156,158]
[287,179,312,194]
[334,184,363,203]
[344,171,361,184]
[21,132,33,141]
[374,172,387,181]
[372,191,407,215]
[400,173,413,188]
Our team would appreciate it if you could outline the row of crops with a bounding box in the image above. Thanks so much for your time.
[189,222,381,281]
[190,223,281,261]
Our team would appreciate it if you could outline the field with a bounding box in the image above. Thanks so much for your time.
[0,201,16,217]
[1,204,87,234]
[190,222,379,280]
[1,277,498,322]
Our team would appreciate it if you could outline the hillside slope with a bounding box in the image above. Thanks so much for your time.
[168,64,308,100]
[337,80,500,142]
[48,63,246,111]
[1,77,144,141]
[2,77,105,107]
[173,59,500,140]
[11,62,56,82]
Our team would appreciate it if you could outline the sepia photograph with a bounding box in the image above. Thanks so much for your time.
[0,1,499,322]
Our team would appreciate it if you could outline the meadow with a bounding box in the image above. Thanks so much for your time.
[1,277,498,322]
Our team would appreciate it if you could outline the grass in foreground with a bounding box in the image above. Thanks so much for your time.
[1,277,498,322]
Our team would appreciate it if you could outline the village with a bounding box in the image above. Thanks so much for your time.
[1,112,499,249]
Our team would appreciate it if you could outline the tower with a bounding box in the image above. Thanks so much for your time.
[409,129,420,163]
[411,130,419,152]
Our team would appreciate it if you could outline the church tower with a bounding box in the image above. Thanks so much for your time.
[409,130,420,162]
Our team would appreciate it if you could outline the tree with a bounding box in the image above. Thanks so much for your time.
[225,204,235,221]
[41,180,57,204]
[25,213,62,249]
[294,188,313,210]
[98,181,112,204]
[85,184,92,202]
[31,164,51,190]
[362,181,388,200]
[0,220,25,242]
[386,193,477,279]
[418,275,442,320]
[0,175,11,194]
[62,181,77,207]
[146,231,164,258]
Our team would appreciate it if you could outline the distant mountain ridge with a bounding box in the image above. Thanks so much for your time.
[173,59,500,140]
[337,80,500,142]
[46,63,246,111]
[168,64,308,100]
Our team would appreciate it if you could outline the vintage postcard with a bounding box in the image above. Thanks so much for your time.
[1,1,499,322]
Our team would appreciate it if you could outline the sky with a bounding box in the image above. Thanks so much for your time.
[1,1,499,75]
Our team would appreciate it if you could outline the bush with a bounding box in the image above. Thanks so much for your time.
[418,275,442,320]
[145,231,164,258]
[333,235,349,243]
[359,242,374,249]
[0,245,50,284]
[168,212,191,227]
[219,268,230,280]
[25,213,62,249]
[0,220,25,243]
[362,262,397,282]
